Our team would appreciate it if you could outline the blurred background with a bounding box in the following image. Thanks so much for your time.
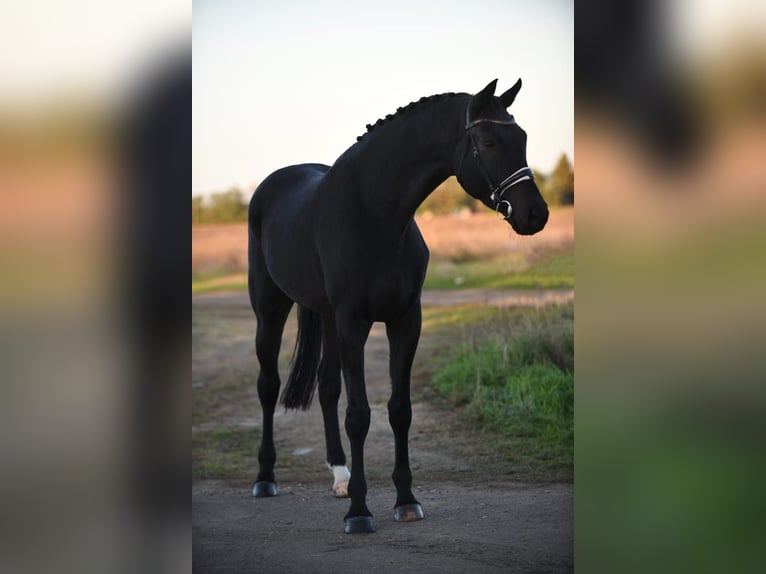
[0,1,190,573]
[576,0,766,572]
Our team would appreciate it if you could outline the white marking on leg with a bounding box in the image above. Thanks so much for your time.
[326,463,351,498]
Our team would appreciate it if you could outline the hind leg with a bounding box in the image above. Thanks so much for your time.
[318,316,350,497]
[249,256,293,497]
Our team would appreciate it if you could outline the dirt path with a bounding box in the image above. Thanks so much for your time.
[192,290,573,573]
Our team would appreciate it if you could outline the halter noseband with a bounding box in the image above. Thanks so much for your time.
[461,103,535,220]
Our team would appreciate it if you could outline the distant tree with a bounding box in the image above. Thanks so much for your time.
[545,153,574,205]
[206,187,248,222]
[533,169,549,199]
[191,188,250,224]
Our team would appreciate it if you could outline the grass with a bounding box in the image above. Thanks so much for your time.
[191,250,574,294]
[577,403,766,573]
[428,303,574,477]
[192,428,260,480]
[192,272,247,294]
[423,250,574,290]
[421,304,500,330]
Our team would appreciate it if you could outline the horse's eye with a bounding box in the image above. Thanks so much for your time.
[483,140,495,148]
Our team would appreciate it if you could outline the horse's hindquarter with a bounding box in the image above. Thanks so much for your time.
[250,164,330,310]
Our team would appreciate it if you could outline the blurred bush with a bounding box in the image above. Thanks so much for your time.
[192,187,248,224]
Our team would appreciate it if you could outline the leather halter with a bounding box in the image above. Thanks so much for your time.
[460,103,535,220]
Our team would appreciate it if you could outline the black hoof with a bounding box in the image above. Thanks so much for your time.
[252,481,277,497]
[344,515,377,534]
[394,503,424,522]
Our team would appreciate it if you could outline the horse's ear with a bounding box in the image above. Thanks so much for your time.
[479,78,498,97]
[469,79,498,119]
[499,78,522,108]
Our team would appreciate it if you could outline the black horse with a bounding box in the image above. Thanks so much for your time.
[248,79,549,533]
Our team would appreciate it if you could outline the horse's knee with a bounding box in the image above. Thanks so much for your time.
[387,398,412,431]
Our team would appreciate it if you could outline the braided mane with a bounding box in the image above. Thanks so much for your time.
[356,92,464,142]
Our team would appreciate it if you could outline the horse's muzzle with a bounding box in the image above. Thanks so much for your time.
[509,205,549,235]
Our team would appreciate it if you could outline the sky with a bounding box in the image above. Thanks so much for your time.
[0,1,189,107]
[193,0,573,197]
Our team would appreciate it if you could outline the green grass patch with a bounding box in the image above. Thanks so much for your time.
[578,222,766,293]
[421,304,500,331]
[429,304,574,475]
[577,403,766,573]
[423,251,574,290]
[192,372,252,427]
[192,427,260,480]
[192,272,248,294]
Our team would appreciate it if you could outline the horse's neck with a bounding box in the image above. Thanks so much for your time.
[347,95,468,234]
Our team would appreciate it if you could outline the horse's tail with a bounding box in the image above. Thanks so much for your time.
[280,306,322,410]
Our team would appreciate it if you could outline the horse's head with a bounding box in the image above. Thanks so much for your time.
[455,79,549,235]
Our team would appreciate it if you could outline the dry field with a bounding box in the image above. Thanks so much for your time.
[192,223,249,274]
[192,207,574,275]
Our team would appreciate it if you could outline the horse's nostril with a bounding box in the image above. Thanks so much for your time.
[530,207,549,227]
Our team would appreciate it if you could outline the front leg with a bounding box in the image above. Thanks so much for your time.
[386,302,424,523]
[335,308,375,533]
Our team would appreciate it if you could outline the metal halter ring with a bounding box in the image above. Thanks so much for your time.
[495,199,512,220]
[489,166,535,220]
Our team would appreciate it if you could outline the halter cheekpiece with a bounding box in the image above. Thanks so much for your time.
[463,102,535,220]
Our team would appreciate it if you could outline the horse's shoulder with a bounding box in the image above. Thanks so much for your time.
[402,219,429,260]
